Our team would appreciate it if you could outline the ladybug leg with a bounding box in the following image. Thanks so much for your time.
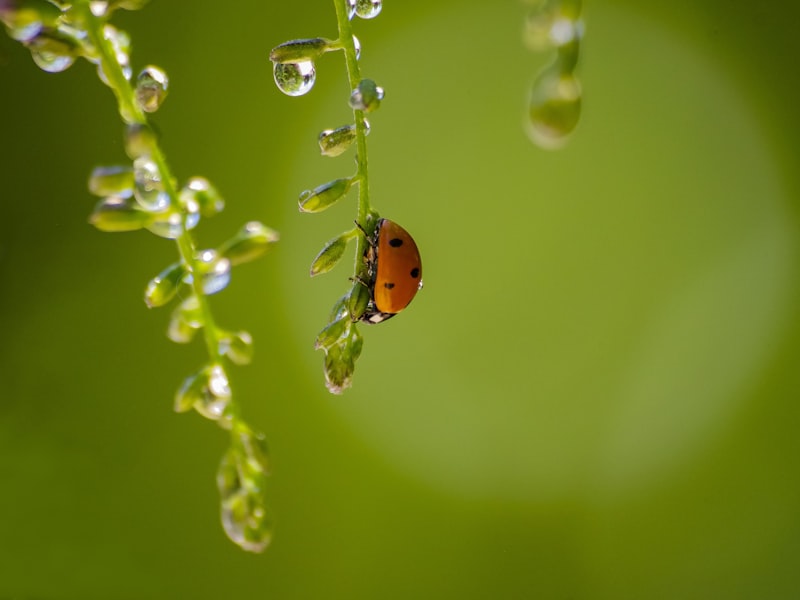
[353,220,369,239]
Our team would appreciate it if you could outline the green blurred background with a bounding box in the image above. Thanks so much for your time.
[2,0,799,598]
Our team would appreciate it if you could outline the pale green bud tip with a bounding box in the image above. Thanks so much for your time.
[270,37,333,64]
[315,318,350,351]
[124,123,157,159]
[310,232,352,277]
[135,65,169,113]
[298,178,352,213]
[89,195,153,232]
[219,330,254,366]
[321,325,362,394]
[88,165,134,197]
[144,261,186,308]
[167,295,202,344]
[218,221,279,267]
[349,79,384,113]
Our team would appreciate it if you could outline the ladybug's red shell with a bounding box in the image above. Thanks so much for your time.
[360,218,422,324]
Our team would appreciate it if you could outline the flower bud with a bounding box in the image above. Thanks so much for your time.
[298,178,352,213]
[89,195,153,232]
[217,221,279,266]
[144,261,186,308]
[310,231,353,277]
[269,37,334,64]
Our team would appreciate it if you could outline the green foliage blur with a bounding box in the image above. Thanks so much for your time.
[1,0,799,597]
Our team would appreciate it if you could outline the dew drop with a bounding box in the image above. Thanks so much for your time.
[133,156,170,212]
[526,68,581,149]
[355,0,382,19]
[353,35,361,60]
[273,61,316,97]
[135,65,169,113]
[27,29,79,73]
[349,79,384,113]
[90,1,109,16]
[346,0,356,20]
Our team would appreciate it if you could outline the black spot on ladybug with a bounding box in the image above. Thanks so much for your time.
[410,267,420,278]
[389,238,403,247]
[384,282,395,289]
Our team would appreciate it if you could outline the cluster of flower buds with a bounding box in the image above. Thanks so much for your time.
[270,0,385,393]
[2,0,278,553]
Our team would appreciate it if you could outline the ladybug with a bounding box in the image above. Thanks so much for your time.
[359,218,423,324]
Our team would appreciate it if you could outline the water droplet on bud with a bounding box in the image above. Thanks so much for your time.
[526,68,581,149]
[355,0,382,19]
[273,61,316,97]
[349,79,384,113]
[27,28,80,73]
[133,156,170,212]
[135,65,169,113]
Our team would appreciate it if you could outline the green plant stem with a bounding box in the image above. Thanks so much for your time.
[333,0,371,269]
[77,3,224,368]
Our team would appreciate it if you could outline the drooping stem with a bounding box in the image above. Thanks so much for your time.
[77,3,224,367]
[333,0,372,264]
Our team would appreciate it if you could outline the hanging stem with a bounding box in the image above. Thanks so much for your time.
[78,3,224,366]
[333,0,372,265]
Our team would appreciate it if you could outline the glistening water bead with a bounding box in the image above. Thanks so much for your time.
[355,0,382,19]
[526,69,582,149]
[133,156,170,212]
[273,61,316,97]
[135,66,169,113]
